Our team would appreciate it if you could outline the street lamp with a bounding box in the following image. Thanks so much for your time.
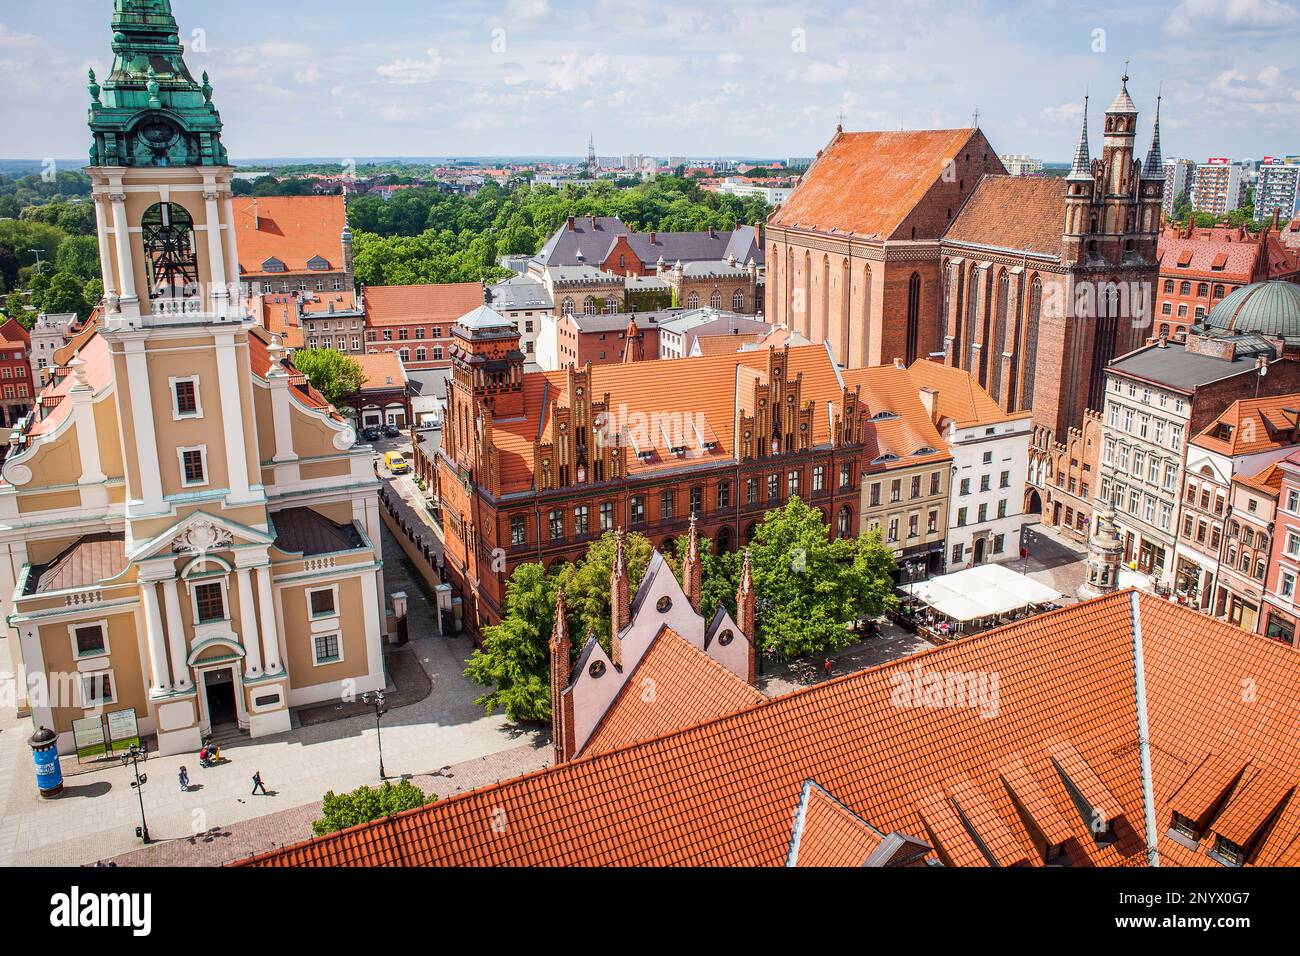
[120,743,149,843]
[27,250,46,274]
[361,690,388,780]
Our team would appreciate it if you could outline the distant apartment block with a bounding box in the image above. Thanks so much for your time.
[1256,157,1300,224]
[1162,157,1195,215]
[1192,159,1249,216]
[998,154,1044,176]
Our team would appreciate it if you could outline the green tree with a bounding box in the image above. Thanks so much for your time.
[463,531,655,721]
[312,780,434,835]
[290,348,365,407]
[54,234,101,282]
[40,271,93,319]
[740,497,897,658]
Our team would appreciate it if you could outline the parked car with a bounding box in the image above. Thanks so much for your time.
[361,426,381,442]
[384,423,401,438]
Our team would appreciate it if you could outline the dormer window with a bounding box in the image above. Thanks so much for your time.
[306,256,330,271]
[261,257,287,273]
[1210,834,1245,867]
[1171,812,1198,839]
[870,410,900,421]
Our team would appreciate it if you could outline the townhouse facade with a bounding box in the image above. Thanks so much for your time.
[1261,449,1300,647]
[1218,463,1281,631]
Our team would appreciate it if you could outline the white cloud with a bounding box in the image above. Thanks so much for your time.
[376,48,442,84]
[803,61,849,84]
[503,0,551,21]
[1167,0,1300,35]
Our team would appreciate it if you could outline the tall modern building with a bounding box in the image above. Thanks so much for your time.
[1256,158,1300,224]
[0,0,388,755]
[1192,159,1249,216]
[1161,157,1195,215]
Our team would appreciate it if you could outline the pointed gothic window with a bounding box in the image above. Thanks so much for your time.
[142,202,200,300]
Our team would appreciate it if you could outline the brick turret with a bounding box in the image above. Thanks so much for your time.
[610,530,630,667]
[683,513,702,614]
[737,549,756,684]
[549,588,573,763]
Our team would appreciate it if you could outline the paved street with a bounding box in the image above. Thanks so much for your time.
[0,513,545,867]
[1019,519,1090,603]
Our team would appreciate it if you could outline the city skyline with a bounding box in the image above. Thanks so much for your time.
[2,0,1298,164]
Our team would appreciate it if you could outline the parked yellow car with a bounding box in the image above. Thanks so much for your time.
[384,451,409,474]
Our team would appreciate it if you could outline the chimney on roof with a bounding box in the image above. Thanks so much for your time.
[590,215,597,228]
[649,231,656,245]
[893,357,906,369]
[918,386,938,424]
[566,215,575,231]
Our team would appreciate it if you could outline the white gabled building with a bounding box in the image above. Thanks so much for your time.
[908,361,1034,570]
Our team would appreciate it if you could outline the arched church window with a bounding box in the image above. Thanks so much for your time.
[142,202,199,300]
[732,289,745,311]
[710,290,722,309]
[582,297,597,316]
[561,297,575,316]
[687,292,700,309]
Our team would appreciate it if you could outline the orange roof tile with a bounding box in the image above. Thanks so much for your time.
[364,283,484,328]
[354,351,408,391]
[234,195,347,277]
[786,781,886,867]
[771,128,982,239]
[1238,462,1284,495]
[944,175,1067,257]
[906,358,1031,429]
[1191,393,1300,457]
[581,626,765,757]
[238,591,1300,868]
[840,364,950,469]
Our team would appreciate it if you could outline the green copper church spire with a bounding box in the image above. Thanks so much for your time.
[88,0,227,167]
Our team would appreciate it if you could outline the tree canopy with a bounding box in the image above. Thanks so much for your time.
[312,780,434,836]
[290,348,366,407]
[464,500,899,723]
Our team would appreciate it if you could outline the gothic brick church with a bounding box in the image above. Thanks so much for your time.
[765,74,1163,440]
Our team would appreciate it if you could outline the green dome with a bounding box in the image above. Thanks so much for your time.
[1204,281,1300,344]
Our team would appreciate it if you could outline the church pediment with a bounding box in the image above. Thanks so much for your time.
[129,511,274,562]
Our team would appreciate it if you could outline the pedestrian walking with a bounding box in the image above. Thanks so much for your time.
[251,770,267,795]
[824,657,833,677]
[178,766,189,792]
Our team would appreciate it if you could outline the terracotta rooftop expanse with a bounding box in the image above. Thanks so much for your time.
[1192,393,1300,457]
[238,590,1300,868]
[363,283,486,328]
[907,358,1031,429]
[944,175,1067,258]
[488,344,889,494]
[580,626,765,758]
[770,128,979,239]
[235,195,347,277]
[354,351,408,391]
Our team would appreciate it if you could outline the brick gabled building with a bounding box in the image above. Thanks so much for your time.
[242,591,1300,867]
[550,529,762,763]
[435,308,924,636]
[768,75,1163,446]
[766,126,1002,371]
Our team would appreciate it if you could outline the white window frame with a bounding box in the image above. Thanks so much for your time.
[188,573,231,625]
[177,444,209,488]
[67,618,110,661]
[80,669,118,708]
[311,631,344,667]
[169,375,203,420]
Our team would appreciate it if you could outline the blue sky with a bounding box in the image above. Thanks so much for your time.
[2,0,1298,163]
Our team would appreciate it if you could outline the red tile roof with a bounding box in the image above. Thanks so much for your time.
[944,175,1067,257]
[771,129,981,239]
[907,358,1032,429]
[1191,393,1300,457]
[234,195,347,277]
[787,781,888,867]
[581,626,765,757]
[237,590,1300,868]
[354,351,408,392]
[363,283,484,328]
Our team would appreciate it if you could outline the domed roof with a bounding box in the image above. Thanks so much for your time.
[1204,281,1300,344]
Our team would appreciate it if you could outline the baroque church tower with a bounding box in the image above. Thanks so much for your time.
[0,1,386,756]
